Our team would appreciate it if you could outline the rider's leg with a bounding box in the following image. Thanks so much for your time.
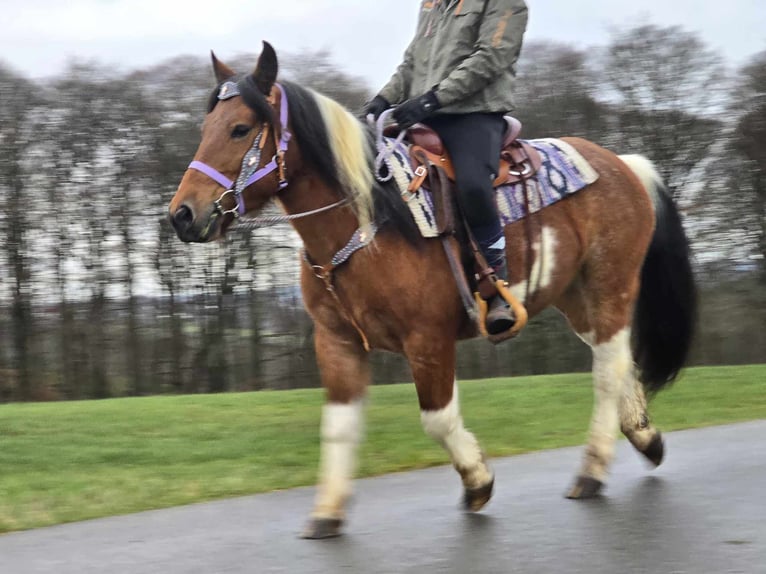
[424,113,512,334]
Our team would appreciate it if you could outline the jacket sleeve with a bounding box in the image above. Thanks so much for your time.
[378,39,416,105]
[435,0,528,107]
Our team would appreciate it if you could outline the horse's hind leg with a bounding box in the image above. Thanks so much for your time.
[302,325,369,539]
[406,337,494,511]
[562,301,664,501]
[559,274,641,499]
[620,374,665,466]
[565,326,633,498]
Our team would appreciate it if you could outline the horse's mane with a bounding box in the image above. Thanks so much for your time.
[280,81,421,245]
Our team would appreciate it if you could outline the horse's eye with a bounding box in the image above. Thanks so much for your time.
[231,124,252,139]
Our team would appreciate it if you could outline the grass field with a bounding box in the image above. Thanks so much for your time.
[0,364,764,534]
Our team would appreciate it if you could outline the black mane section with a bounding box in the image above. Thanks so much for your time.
[238,75,278,125]
[209,76,421,245]
[281,82,420,245]
[279,81,343,191]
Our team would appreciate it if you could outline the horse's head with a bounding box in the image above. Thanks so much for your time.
[168,42,288,242]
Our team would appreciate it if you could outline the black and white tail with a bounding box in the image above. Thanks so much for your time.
[619,155,697,394]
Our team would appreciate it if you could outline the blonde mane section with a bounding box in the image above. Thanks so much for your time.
[312,90,375,229]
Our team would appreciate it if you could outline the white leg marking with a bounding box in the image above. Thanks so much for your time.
[575,330,596,347]
[620,372,655,451]
[582,328,632,481]
[507,226,558,299]
[421,383,492,489]
[313,401,363,519]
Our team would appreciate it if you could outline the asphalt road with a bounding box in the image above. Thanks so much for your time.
[2,421,765,574]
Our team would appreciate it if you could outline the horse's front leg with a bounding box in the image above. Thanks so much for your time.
[302,325,369,539]
[406,336,495,511]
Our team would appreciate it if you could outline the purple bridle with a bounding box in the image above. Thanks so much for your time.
[188,81,291,217]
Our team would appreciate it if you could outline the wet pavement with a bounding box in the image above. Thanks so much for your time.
[1,420,764,573]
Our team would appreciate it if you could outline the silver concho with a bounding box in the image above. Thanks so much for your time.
[218,81,240,101]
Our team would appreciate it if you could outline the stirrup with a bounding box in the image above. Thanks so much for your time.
[486,296,515,334]
[474,277,528,344]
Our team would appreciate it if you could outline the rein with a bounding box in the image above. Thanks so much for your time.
[230,198,350,230]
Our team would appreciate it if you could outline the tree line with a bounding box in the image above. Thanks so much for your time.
[0,25,764,401]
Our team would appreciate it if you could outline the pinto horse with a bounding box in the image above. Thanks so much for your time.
[168,43,696,539]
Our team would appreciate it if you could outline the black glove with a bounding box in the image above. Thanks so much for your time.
[363,95,390,120]
[392,90,441,129]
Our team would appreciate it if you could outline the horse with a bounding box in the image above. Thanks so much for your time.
[168,42,696,539]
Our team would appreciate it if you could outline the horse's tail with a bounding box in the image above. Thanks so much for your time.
[619,155,697,394]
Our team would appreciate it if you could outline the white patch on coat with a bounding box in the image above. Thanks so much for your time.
[313,400,364,519]
[507,279,529,302]
[506,225,558,299]
[619,154,663,216]
[421,382,492,489]
[533,226,558,290]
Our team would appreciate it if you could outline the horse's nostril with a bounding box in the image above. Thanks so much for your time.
[171,205,194,232]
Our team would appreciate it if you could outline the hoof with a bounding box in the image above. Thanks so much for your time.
[566,476,604,499]
[463,478,494,512]
[642,433,665,467]
[301,517,343,539]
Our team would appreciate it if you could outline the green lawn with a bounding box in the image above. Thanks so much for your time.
[0,364,764,533]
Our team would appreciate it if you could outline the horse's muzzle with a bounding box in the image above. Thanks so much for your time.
[169,204,220,243]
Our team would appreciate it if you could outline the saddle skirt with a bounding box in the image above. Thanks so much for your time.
[380,137,599,238]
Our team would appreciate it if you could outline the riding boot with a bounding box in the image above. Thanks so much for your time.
[484,253,516,335]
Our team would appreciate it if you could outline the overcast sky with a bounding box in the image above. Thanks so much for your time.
[2,0,764,88]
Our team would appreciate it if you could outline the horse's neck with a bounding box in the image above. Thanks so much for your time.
[277,176,359,265]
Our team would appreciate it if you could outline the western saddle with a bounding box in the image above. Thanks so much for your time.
[383,117,536,343]
[385,116,541,193]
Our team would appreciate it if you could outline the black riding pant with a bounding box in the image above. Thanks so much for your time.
[423,113,506,261]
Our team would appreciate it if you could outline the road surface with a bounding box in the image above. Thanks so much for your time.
[1,421,764,573]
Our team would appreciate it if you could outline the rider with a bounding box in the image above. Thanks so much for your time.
[365,0,529,335]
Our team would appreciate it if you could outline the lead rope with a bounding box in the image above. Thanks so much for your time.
[372,109,409,183]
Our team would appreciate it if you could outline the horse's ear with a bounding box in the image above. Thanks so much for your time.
[211,51,236,83]
[252,41,278,95]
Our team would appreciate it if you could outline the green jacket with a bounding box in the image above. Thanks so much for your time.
[379,0,528,115]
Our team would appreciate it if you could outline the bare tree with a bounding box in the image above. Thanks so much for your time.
[731,51,766,282]
[514,41,609,140]
[0,65,38,400]
[1,38,765,402]
[601,24,727,199]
